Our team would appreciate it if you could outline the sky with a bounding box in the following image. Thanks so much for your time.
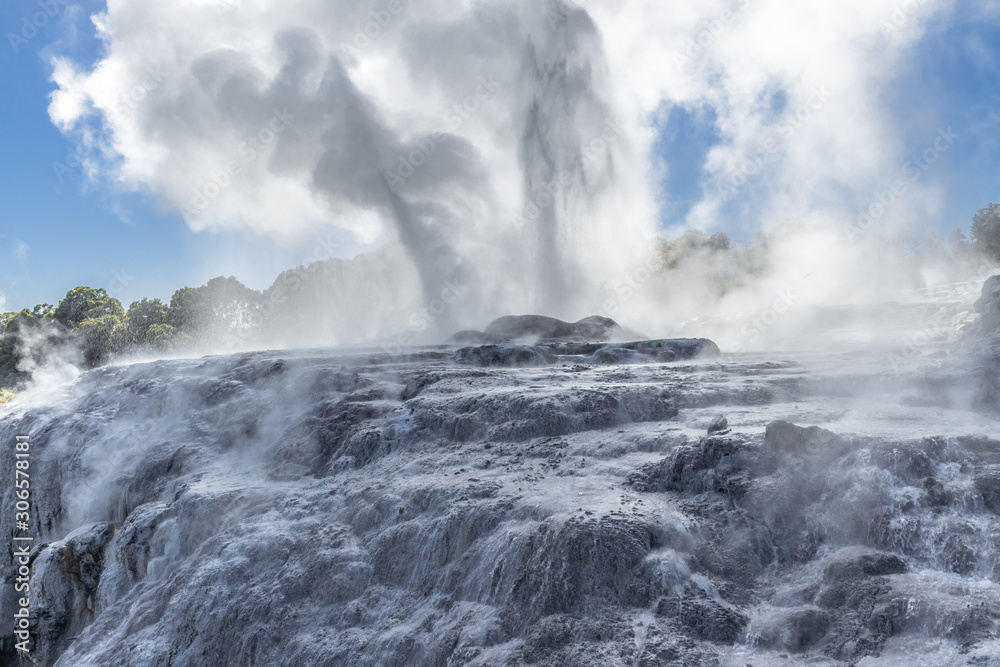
[0,0,999,314]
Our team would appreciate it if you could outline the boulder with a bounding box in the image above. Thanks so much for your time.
[764,420,847,458]
[451,315,624,344]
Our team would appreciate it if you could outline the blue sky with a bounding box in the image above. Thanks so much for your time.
[0,0,327,312]
[1,0,999,312]
[656,9,1000,243]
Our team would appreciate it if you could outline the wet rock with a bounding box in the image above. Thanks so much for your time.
[975,465,1000,513]
[629,436,744,496]
[455,344,557,367]
[656,591,748,643]
[870,443,934,481]
[756,609,831,651]
[521,615,574,663]
[484,314,623,342]
[923,476,951,507]
[30,523,115,664]
[708,415,729,435]
[400,373,441,401]
[824,553,907,581]
[969,274,1000,337]
[503,516,660,628]
[764,421,847,458]
[585,339,721,365]
[787,609,830,649]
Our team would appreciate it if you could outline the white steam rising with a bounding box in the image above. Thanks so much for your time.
[48,0,990,349]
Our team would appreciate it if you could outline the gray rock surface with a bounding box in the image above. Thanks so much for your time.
[1,344,1000,665]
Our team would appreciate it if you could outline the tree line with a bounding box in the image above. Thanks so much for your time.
[0,276,259,389]
[2,203,1000,391]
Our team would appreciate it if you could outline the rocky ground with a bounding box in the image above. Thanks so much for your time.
[2,306,1000,665]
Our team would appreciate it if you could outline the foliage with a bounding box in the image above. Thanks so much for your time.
[144,324,191,353]
[971,203,1000,261]
[79,314,128,367]
[168,277,260,339]
[54,287,121,329]
[168,286,210,332]
[127,298,170,346]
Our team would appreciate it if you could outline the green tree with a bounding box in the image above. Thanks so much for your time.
[54,287,123,329]
[168,286,209,332]
[144,324,191,352]
[971,203,1000,261]
[79,314,128,366]
[126,298,170,346]
[168,277,261,340]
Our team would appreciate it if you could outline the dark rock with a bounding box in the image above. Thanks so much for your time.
[922,477,950,507]
[585,339,721,365]
[454,344,557,368]
[870,443,934,481]
[765,421,847,458]
[975,465,1000,513]
[449,330,507,345]
[708,415,729,435]
[30,523,117,665]
[970,275,1000,337]
[521,615,575,663]
[824,553,907,581]
[400,373,441,401]
[786,609,831,650]
[630,436,743,496]
[943,534,977,575]
[484,314,623,342]
[656,585,747,643]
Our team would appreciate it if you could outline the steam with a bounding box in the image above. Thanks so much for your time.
[46,0,992,349]
[13,322,83,406]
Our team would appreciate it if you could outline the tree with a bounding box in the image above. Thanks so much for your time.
[144,324,191,352]
[54,287,123,329]
[168,286,209,332]
[79,314,128,366]
[971,203,1000,261]
[126,298,170,346]
[168,277,261,341]
[948,228,969,252]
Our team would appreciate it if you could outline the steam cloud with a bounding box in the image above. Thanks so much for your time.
[47,0,991,349]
